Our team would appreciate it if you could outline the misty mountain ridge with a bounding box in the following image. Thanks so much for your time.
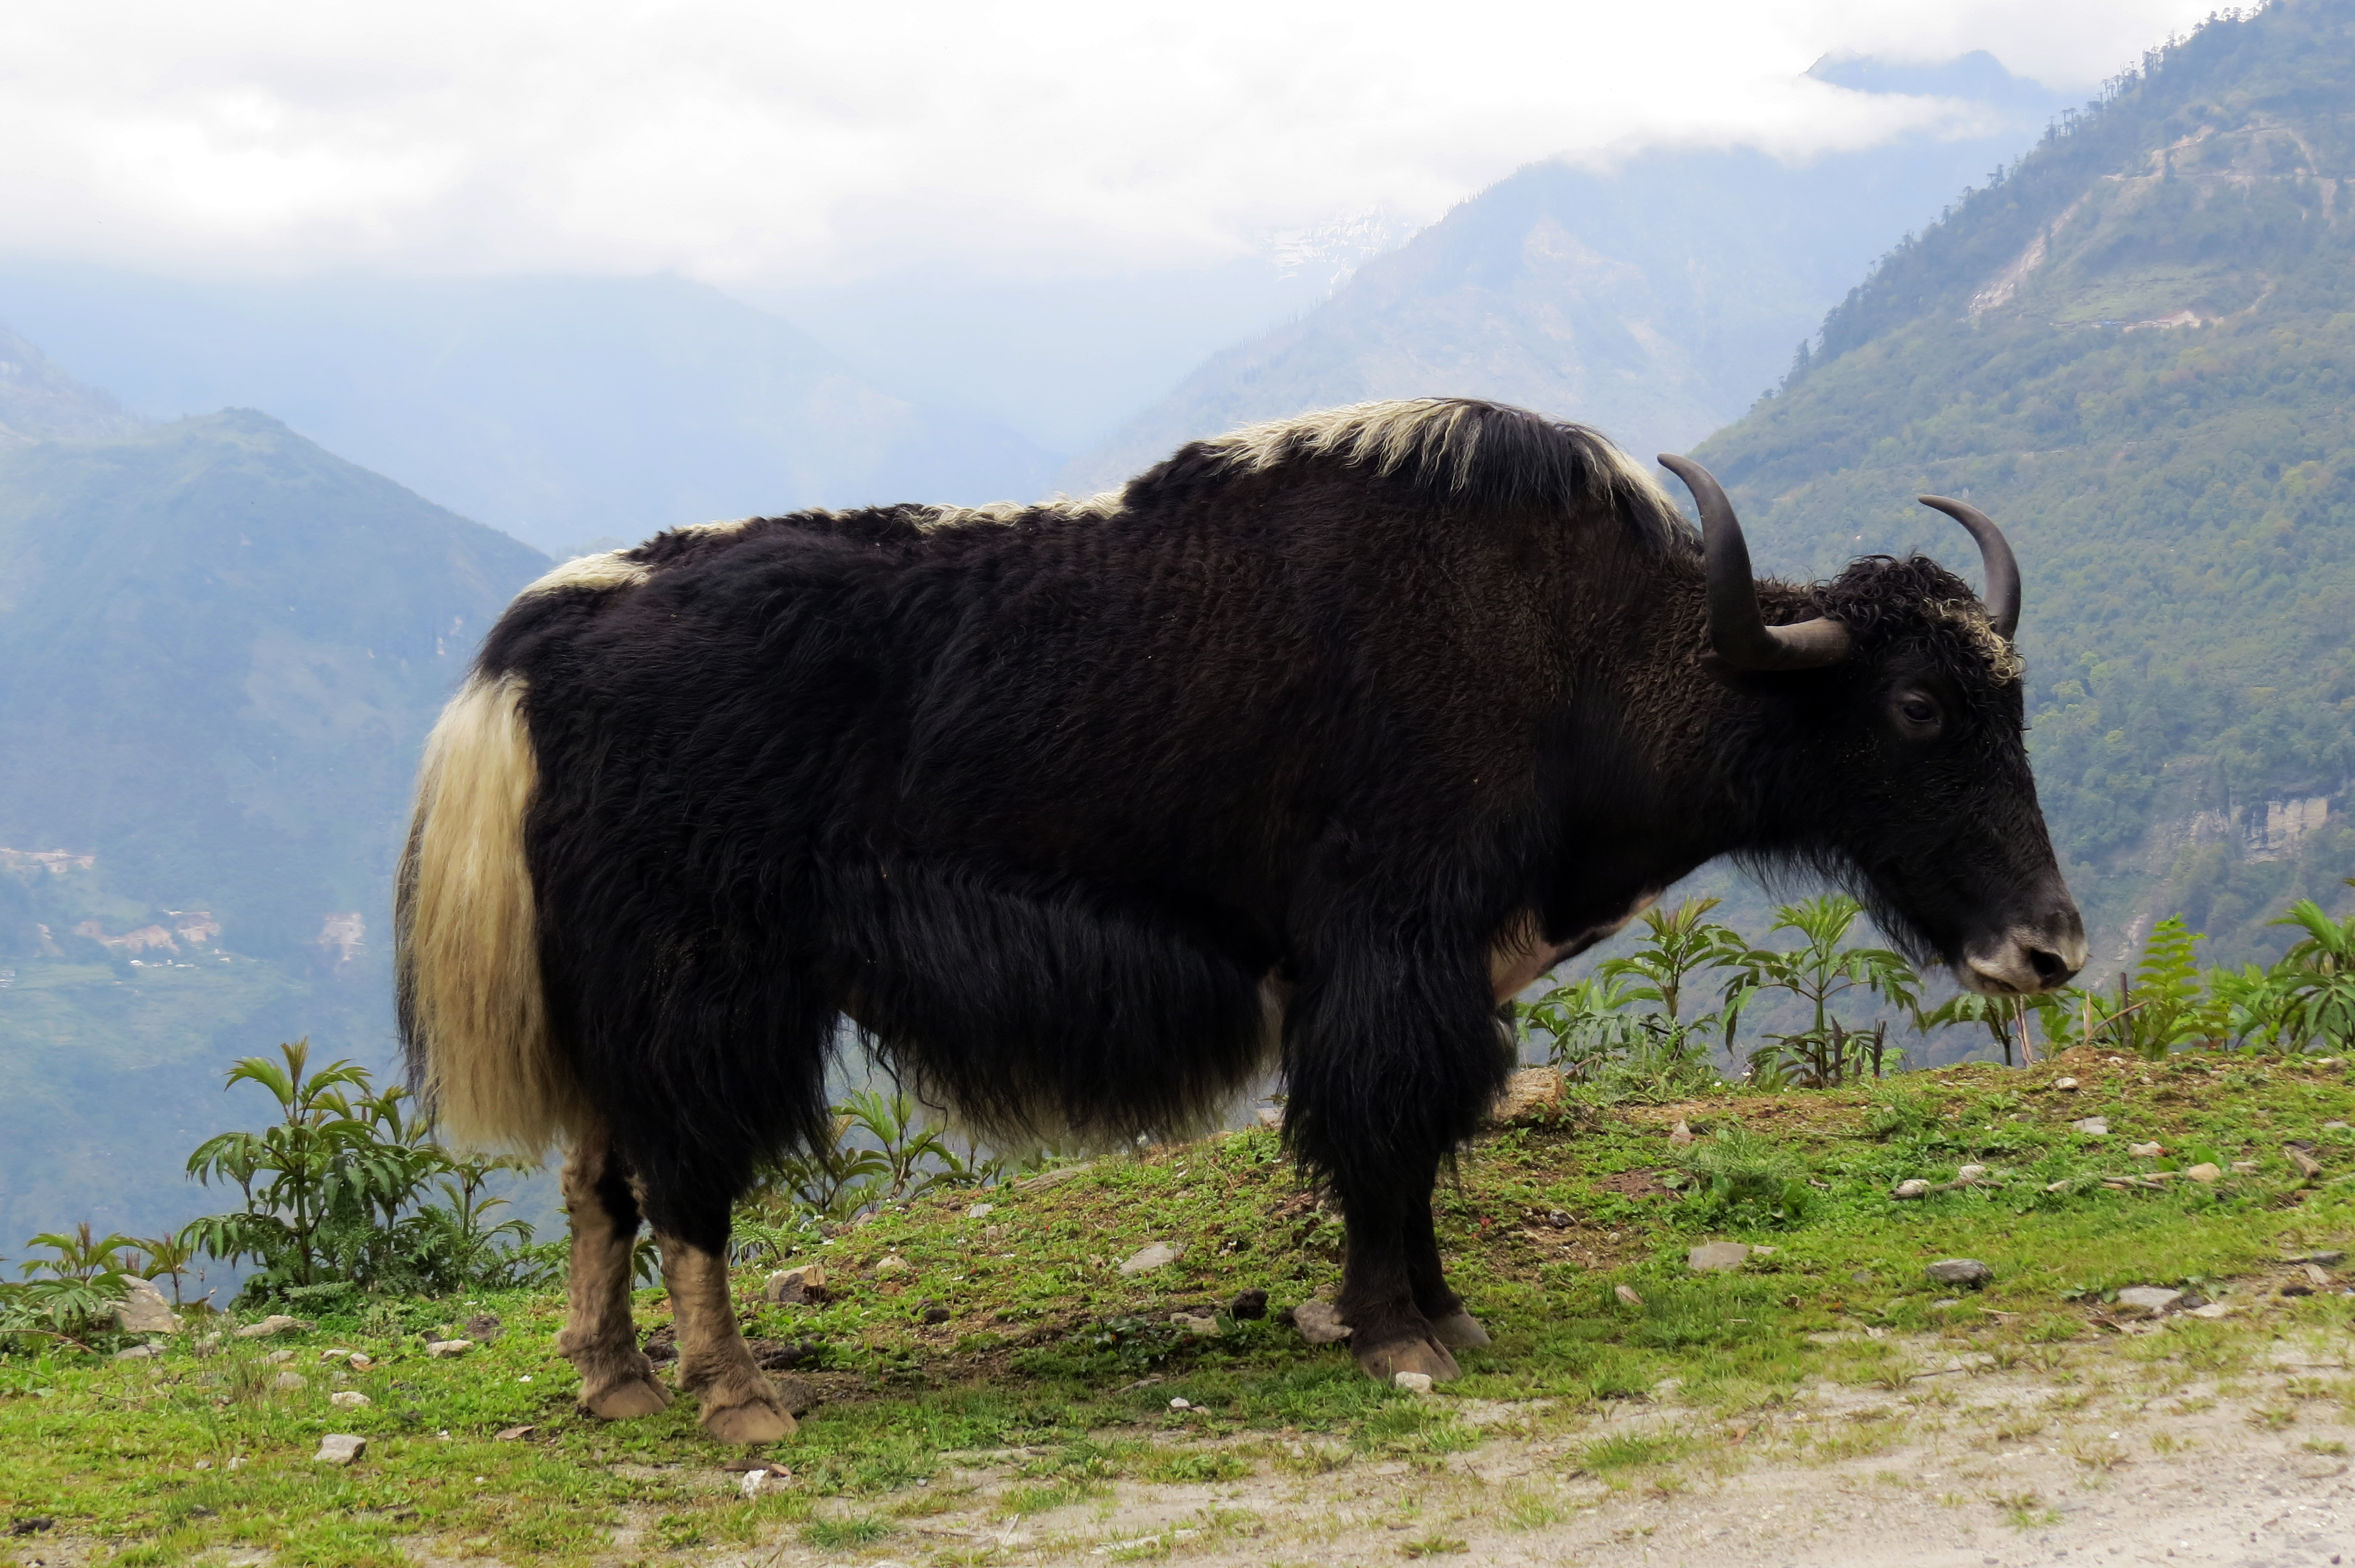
[0,326,142,443]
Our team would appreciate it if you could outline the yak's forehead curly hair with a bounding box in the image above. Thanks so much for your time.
[1815,555,2025,687]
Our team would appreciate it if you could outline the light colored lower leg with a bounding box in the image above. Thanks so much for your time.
[556,1131,671,1419]
[657,1230,794,1443]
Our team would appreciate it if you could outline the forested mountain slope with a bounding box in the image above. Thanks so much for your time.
[1692,0,2355,972]
[0,391,548,1247]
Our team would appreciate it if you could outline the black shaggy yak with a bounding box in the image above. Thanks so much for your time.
[398,398,2084,1443]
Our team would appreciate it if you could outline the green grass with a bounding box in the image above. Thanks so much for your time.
[4,1048,2353,1563]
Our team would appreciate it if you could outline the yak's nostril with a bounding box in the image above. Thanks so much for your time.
[2028,945,2074,987]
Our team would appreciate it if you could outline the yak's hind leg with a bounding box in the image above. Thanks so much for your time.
[557,1127,672,1419]
[655,1222,794,1444]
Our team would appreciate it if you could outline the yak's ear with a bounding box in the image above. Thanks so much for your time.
[1699,651,1837,694]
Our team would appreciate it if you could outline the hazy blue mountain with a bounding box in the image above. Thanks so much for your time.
[0,326,142,443]
[0,382,549,1250]
[1059,54,2071,494]
[1689,0,2355,973]
[0,272,1057,556]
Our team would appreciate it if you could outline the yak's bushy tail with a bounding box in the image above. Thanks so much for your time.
[396,673,583,1155]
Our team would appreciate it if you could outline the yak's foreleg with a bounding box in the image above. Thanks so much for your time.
[556,1128,672,1420]
[654,1225,794,1444]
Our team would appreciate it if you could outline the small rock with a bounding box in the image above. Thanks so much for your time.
[2323,1121,2350,1131]
[318,1348,352,1362]
[463,1313,502,1343]
[2115,1286,2184,1315]
[2054,1077,2079,1091]
[2071,1118,2109,1137]
[2130,1141,2164,1158]
[1614,1284,1644,1307]
[1668,1119,1695,1147]
[1688,1242,1751,1273]
[2184,1163,2221,1183]
[1492,1067,1564,1123]
[739,1469,771,1498]
[329,1390,370,1408]
[918,1300,951,1325]
[347,1353,374,1372]
[1925,1258,1994,1288]
[234,1315,307,1338]
[264,1348,294,1364]
[1292,1301,1352,1344]
[764,1263,830,1304]
[272,1371,308,1392]
[2293,1250,2347,1265]
[497,1424,536,1441]
[1229,1288,1269,1320]
[1932,1297,1960,1308]
[965,1202,995,1219]
[1168,1397,1190,1410]
[1170,1312,1219,1337]
[112,1275,182,1334]
[114,1343,160,1360]
[1393,1371,1434,1395]
[1544,1210,1573,1228]
[1119,1242,1181,1276]
[425,1339,473,1358]
[2044,1179,2073,1192]
[873,1255,910,1278]
[313,1434,366,1466]
[1891,1179,1932,1200]
[2287,1146,2324,1181]
[1955,1164,1988,1182]
[2231,1160,2259,1174]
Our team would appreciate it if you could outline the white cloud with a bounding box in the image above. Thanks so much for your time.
[0,0,2216,287]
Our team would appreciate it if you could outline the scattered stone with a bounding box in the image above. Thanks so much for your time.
[2185,1301,2237,1319]
[1170,1312,1220,1337]
[234,1315,307,1338]
[2130,1141,2164,1158]
[1392,1371,1434,1395]
[1614,1284,1644,1307]
[2305,1263,2333,1287]
[2287,1250,2346,1265]
[313,1434,366,1466]
[2323,1121,2350,1132]
[330,1391,370,1409]
[2071,1118,2109,1137]
[1955,1164,1988,1182]
[965,1202,995,1220]
[2232,1160,2260,1174]
[1017,1163,1093,1190]
[2184,1163,2222,1183]
[2044,1180,2073,1192]
[425,1339,473,1358]
[5,1518,55,1537]
[2054,1077,2079,1091]
[1688,1242,1751,1273]
[1668,1119,1695,1147]
[1292,1301,1352,1343]
[264,1348,294,1364]
[1544,1210,1573,1228]
[2287,1146,2325,1181]
[738,1469,772,1499]
[724,1457,792,1476]
[2115,1286,2184,1316]
[1891,1180,1932,1200]
[112,1276,182,1334]
[272,1371,308,1393]
[873,1255,911,1278]
[918,1300,951,1325]
[765,1263,830,1304]
[318,1348,352,1362]
[1118,1242,1180,1276]
[1168,1397,1190,1410]
[463,1313,502,1343]
[1229,1288,1269,1320]
[1492,1067,1564,1123]
[1925,1258,1994,1289]
[1932,1298,1961,1308]
[347,1353,374,1372]
[496,1425,535,1441]
[114,1343,160,1360]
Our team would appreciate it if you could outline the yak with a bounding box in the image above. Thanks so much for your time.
[397,397,2084,1444]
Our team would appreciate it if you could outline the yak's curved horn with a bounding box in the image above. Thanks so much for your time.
[1916,495,2020,640]
[1659,454,1851,671]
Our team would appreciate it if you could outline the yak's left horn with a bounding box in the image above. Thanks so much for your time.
[1916,495,2020,639]
[1660,454,1850,672]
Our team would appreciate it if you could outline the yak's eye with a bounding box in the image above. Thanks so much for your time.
[1902,699,1936,724]
[1892,691,1943,737]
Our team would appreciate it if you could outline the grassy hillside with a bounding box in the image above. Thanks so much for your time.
[0,405,549,1244]
[1693,0,2355,972]
[4,1049,2350,1563]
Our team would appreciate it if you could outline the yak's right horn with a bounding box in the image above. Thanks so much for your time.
[1916,494,2021,639]
[1659,454,1850,672]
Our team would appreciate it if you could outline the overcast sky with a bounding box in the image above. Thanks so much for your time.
[1,0,2217,289]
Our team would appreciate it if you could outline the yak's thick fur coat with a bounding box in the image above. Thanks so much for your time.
[399,397,2071,1403]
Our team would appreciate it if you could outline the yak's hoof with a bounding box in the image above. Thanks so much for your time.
[582,1374,673,1420]
[1431,1310,1492,1349]
[1356,1336,1462,1383]
[701,1391,797,1445]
